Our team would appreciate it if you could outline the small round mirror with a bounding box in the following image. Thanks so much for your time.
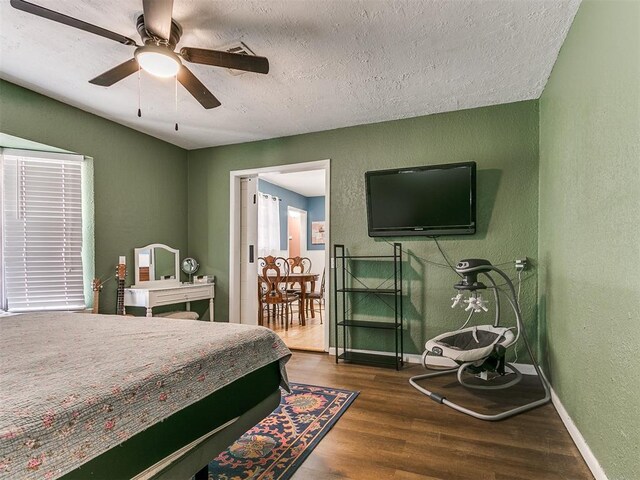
[181,257,199,283]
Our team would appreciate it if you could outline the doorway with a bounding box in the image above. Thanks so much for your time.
[287,207,306,258]
[229,160,330,352]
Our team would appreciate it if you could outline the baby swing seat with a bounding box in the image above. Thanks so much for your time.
[426,325,515,364]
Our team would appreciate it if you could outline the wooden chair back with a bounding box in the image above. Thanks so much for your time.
[258,256,290,304]
[288,256,312,274]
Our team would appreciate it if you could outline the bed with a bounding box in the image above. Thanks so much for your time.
[0,313,291,480]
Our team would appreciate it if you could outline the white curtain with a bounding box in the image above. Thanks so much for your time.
[257,193,281,257]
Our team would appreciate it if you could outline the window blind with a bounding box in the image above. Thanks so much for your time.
[2,151,86,312]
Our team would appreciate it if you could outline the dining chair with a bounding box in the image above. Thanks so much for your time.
[306,268,325,324]
[286,256,311,292]
[257,256,299,330]
[288,256,312,274]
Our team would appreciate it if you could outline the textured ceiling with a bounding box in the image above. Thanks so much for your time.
[0,0,580,150]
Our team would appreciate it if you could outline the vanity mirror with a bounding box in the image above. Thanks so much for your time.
[133,243,180,287]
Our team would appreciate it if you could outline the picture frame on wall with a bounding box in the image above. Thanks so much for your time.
[311,221,325,244]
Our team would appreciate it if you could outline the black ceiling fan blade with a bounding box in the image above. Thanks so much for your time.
[180,47,269,74]
[142,0,174,41]
[177,66,221,109]
[10,0,137,46]
[89,58,139,87]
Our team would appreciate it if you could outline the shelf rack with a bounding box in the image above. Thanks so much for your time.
[333,243,403,370]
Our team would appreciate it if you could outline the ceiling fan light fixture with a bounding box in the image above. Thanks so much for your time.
[135,45,181,77]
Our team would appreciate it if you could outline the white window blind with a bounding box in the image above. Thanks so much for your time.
[1,150,86,312]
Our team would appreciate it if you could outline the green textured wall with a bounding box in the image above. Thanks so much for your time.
[539,2,640,479]
[188,101,540,354]
[0,80,188,313]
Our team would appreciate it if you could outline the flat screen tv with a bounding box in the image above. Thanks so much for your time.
[365,161,476,237]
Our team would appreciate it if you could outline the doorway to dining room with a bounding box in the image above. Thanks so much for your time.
[229,160,330,353]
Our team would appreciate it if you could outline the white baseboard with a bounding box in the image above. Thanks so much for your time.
[544,374,608,480]
[327,347,537,375]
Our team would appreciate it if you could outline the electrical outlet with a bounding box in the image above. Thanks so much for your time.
[515,258,528,271]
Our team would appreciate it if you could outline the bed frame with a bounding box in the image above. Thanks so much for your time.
[137,390,280,480]
[59,361,284,480]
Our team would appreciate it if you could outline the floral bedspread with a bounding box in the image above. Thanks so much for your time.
[0,313,291,479]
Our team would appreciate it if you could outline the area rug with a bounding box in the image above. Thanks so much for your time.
[206,383,359,480]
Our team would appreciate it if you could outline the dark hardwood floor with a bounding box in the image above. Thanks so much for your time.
[286,352,593,480]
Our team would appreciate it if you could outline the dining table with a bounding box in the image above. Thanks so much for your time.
[260,272,319,326]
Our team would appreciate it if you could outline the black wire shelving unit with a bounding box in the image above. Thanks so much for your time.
[333,243,403,370]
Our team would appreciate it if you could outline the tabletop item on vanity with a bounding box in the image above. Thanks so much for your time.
[181,257,199,284]
[115,256,127,316]
[194,275,215,285]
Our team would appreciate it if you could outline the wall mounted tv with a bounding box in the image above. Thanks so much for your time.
[365,161,476,237]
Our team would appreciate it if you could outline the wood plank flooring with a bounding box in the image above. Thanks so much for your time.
[267,306,325,351]
[285,352,593,480]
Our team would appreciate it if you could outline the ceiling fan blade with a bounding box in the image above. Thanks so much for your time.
[89,58,139,87]
[142,0,174,41]
[10,0,137,46]
[180,47,269,74]
[177,66,221,109]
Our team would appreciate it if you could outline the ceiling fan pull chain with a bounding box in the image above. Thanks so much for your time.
[137,66,142,118]
[174,74,179,131]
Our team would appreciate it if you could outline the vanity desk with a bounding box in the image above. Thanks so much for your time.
[123,243,215,321]
[124,283,214,321]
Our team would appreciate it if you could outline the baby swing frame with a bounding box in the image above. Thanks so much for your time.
[409,260,551,421]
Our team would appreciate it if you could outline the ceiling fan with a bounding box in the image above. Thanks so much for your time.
[10,0,270,109]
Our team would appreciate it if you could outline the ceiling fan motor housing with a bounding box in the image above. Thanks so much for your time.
[136,14,182,48]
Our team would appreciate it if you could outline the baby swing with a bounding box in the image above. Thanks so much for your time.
[409,259,550,421]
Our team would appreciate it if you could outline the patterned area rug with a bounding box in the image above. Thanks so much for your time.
[206,383,358,480]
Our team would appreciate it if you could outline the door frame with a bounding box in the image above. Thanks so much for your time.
[229,159,331,352]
